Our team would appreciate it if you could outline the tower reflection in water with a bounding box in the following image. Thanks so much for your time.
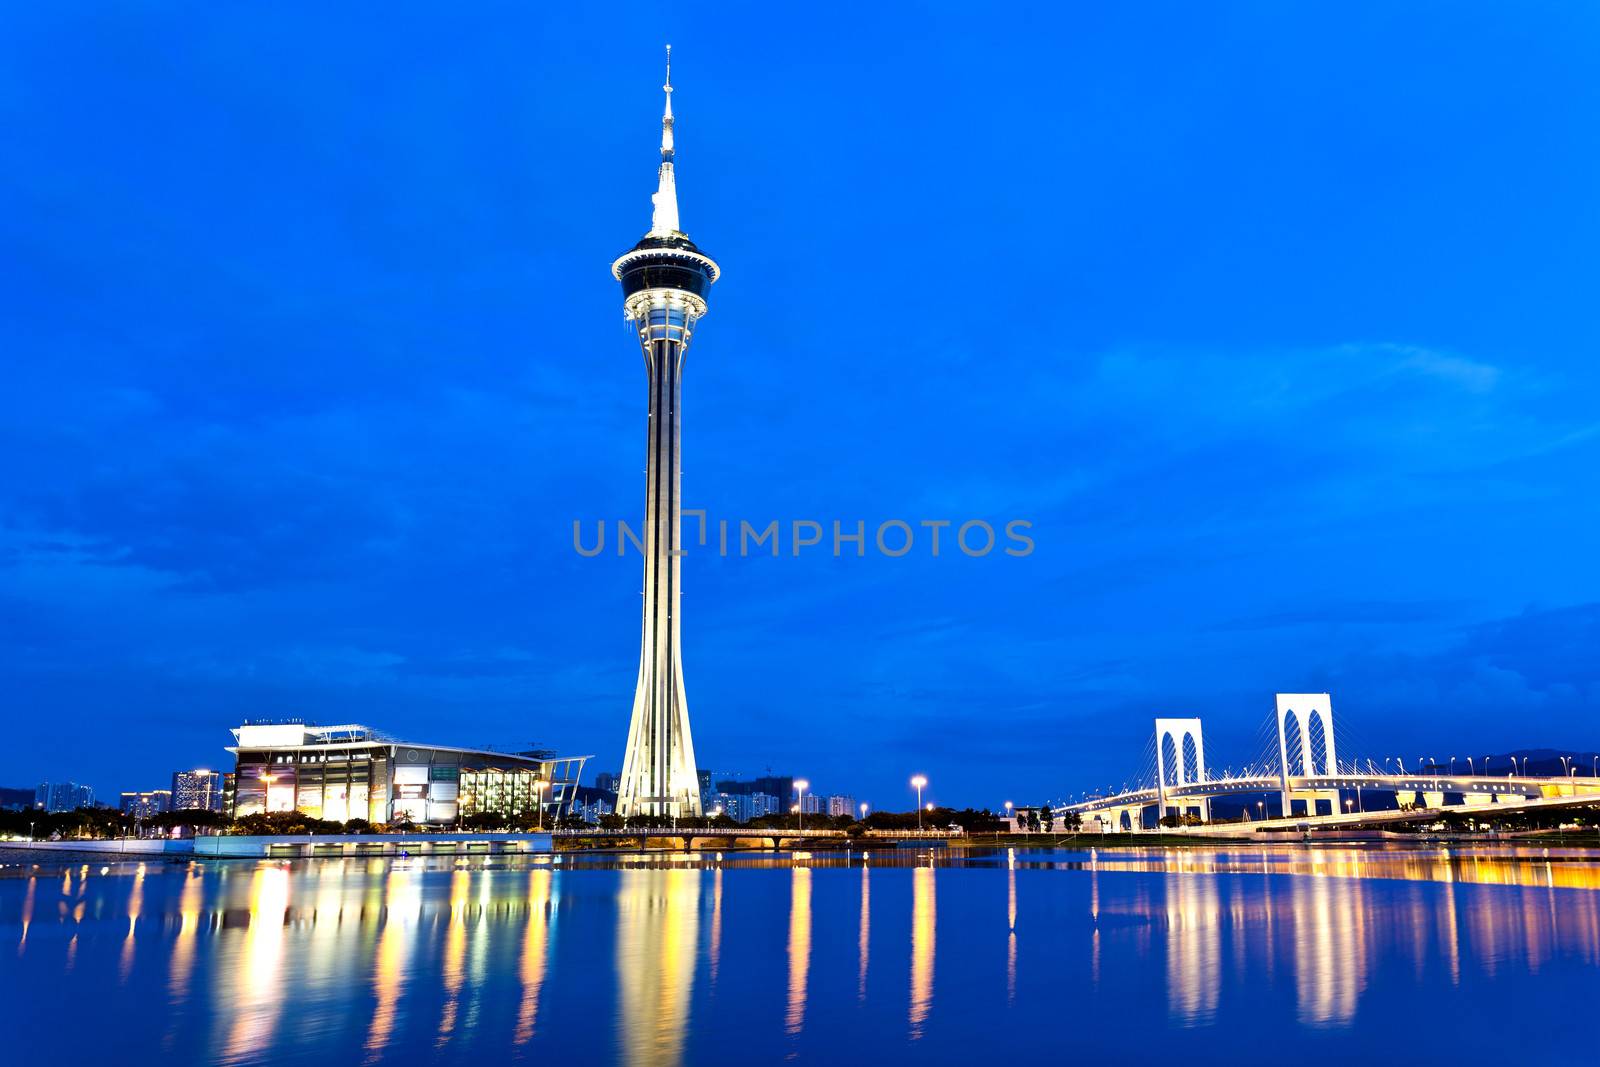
[615,866,701,1067]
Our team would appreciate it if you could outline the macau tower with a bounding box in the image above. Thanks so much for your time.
[611,48,718,818]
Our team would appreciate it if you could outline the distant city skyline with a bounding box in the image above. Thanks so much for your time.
[4,6,1599,807]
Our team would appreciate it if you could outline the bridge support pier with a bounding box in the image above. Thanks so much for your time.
[1284,789,1340,818]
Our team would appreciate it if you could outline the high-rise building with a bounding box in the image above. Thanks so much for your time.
[827,795,857,819]
[716,791,780,823]
[170,768,226,812]
[797,793,822,815]
[120,790,172,818]
[35,781,94,813]
[614,48,720,820]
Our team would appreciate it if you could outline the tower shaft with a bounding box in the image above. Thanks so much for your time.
[618,308,701,817]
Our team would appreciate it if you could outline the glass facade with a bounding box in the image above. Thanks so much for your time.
[228,727,585,826]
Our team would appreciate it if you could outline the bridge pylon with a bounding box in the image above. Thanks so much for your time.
[1275,693,1338,817]
[1154,717,1208,823]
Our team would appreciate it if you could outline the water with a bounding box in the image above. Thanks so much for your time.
[3,845,1598,1063]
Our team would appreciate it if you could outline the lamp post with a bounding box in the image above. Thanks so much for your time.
[794,779,809,832]
[261,773,277,813]
[1256,801,1264,823]
[859,802,868,821]
[911,775,927,831]
[1448,756,1456,777]
[1004,799,1013,828]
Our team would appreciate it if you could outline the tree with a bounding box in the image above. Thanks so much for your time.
[1040,805,1055,833]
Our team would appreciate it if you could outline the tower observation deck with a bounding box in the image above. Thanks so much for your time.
[611,47,719,819]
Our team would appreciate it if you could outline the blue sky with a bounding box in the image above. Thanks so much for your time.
[3,4,1599,808]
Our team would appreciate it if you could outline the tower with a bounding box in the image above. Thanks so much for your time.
[612,47,719,818]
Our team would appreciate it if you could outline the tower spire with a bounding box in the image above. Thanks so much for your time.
[649,44,680,237]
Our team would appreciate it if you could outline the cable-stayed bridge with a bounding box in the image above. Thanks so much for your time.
[1059,693,1600,836]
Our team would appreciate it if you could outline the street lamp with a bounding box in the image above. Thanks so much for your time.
[1256,801,1264,823]
[794,779,810,832]
[261,773,277,812]
[1448,756,1456,777]
[911,775,927,831]
[1004,799,1013,827]
[859,802,868,820]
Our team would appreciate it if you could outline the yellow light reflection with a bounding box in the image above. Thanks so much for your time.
[119,863,147,982]
[17,876,35,956]
[513,868,554,1045]
[168,867,205,1007]
[219,866,290,1064]
[615,867,701,1067]
[786,865,812,1037]
[435,869,471,1048]
[709,864,723,988]
[364,868,422,1064]
[909,865,936,1039]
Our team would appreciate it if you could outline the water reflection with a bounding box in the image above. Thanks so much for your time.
[364,868,422,1064]
[1290,875,1366,1026]
[1006,848,1017,1004]
[220,866,290,1064]
[709,864,723,988]
[119,863,145,981]
[513,868,554,1045]
[615,867,700,1067]
[787,865,812,1036]
[6,844,1600,1061]
[909,865,936,1039]
[1165,874,1221,1025]
[858,860,870,1000]
[435,869,470,1048]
